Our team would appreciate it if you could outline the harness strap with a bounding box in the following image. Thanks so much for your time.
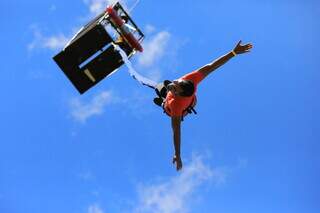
[181,96,197,121]
[154,81,198,120]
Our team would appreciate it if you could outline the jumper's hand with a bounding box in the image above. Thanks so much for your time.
[233,40,253,55]
[172,155,183,171]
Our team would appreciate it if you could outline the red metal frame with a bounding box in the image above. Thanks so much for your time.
[106,6,143,52]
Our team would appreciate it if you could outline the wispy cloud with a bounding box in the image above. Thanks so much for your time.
[88,204,104,213]
[133,155,226,213]
[144,24,156,34]
[69,90,115,123]
[49,4,57,12]
[78,170,96,181]
[28,1,114,51]
[29,0,129,51]
[28,26,69,51]
[138,31,171,68]
[84,0,120,16]
[84,0,108,16]
[134,28,171,82]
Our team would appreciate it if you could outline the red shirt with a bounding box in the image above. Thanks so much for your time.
[164,71,205,117]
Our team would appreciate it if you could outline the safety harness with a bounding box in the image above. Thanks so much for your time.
[154,81,197,120]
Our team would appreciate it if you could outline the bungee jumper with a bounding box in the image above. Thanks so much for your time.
[151,41,253,170]
[53,2,253,171]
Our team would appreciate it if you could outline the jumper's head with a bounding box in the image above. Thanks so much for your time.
[164,79,194,97]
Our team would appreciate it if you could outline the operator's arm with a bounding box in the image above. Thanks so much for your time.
[198,41,253,78]
[171,116,183,171]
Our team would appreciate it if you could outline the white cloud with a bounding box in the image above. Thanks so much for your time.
[78,171,96,181]
[138,31,171,68]
[133,155,226,213]
[144,24,156,34]
[134,29,171,82]
[49,4,57,12]
[28,26,69,51]
[84,0,120,16]
[43,34,69,50]
[88,204,104,213]
[28,0,114,51]
[28,0,140,52]
[69,90,114,123]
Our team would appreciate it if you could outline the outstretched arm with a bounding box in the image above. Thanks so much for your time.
[171,116,183,171]
[198,41,253,78]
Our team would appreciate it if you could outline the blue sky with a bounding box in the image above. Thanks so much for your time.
[0,0,319,213]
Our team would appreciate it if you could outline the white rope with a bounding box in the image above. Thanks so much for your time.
[114,45,158,88]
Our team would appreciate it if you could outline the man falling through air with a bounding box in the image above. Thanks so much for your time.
[152,41,253,171]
